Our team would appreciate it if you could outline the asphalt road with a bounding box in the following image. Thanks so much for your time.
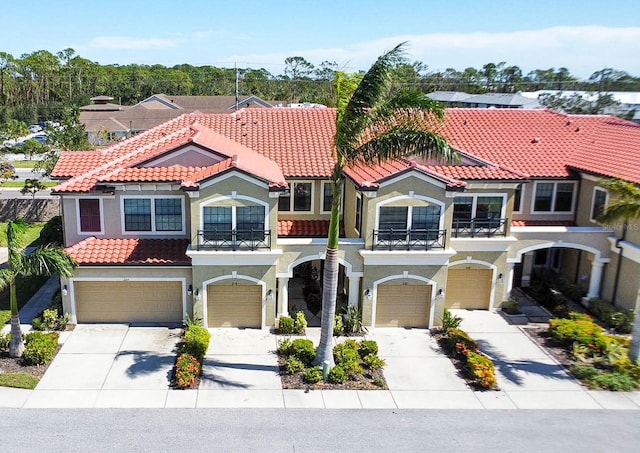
[1,409,637,452]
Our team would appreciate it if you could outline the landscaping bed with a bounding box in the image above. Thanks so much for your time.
[0,331,64,389]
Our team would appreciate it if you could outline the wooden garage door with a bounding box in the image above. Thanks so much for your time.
[75,281,182,323]
[376,285,431,327]
[207,285,262,328]
[445,268,492,309]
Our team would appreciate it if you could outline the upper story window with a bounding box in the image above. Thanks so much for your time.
[354,193,362,235]
[513,184,524,213]
[78,198,103,234]
[200,203,268,248]
[322,182,333,213]
[533,182,575,213]
[122,196,184,234]
[378,205,441,238]
[278,182,313,213]
[452,194,506,237]
[591,187,608,222]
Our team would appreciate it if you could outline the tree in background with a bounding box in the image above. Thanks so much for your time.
[21,178,47,199]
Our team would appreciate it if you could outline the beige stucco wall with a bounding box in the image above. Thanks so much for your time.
[275,180,332,221]
[275,241,364,276]
[511,179,578,223]
[601,252,640,311]
[62,188,190,246]
[343,180,361,239]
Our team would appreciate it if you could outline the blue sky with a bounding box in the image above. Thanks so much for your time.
[2,0,639,79]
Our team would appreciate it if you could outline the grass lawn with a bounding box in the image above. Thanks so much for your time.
[10,160,38,169]
[0,373,39,389]
[0,181,57,188]
[0,309,9,325]
[0,222,45,247]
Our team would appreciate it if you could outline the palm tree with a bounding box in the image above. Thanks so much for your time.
[0,219,77,357]
[597,178,640,361]
[314,43,456,366]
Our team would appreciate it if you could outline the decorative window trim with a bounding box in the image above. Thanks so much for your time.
[200,194,270,231]
[375,194,446,231]
[120,195,186,235]
[76,198,105,235]
[530,181,577,214]
[354,192,363,236]
[278,181,314,214]
[590,187,609,223]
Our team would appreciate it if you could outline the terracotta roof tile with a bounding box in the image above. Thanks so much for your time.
[65,237,191,265]
[277,220,343,237]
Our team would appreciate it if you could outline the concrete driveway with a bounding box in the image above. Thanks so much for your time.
[24,324,181,408]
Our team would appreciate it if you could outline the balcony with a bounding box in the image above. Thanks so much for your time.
[372,229,447,251]
[452,218,508,238]
[197,229,272,251]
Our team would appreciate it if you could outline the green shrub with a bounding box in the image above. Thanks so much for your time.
[290,339,316,365]
[441,309,463,333]
[277,338,293,356]
[502,298,521,315]
[334,344,360,366]
[277,316,295,334]
[586,298,634,334]
[32,308,70,331]
[182,324,211,362]
[609,310,634,334]
[174,353,201,389]
[38,215,63,245]
[285,356,305,374]
[372,376,385,387]
[22,331,58,366]
[0,333,9,352]
[333,315,344,336]
[591,372,637,391]
[548,313,603,347]
[304,366,323,384]
[358,340,379,359]
[443,328,478,358]
[570,364,599,380]
[363,353,386,371]
[327,365,347,383]
[293,311,307,334]
[613,358,640,382]
[0,309,10,326]
[343,305,366,335]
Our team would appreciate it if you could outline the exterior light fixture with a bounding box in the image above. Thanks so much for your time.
[364,289,372,300]
[437,289,445,299]
[187,285,193,296]
[62,285,68,296]
[194,289,200,301]
[267,289,274,300]
[497,273,504,283]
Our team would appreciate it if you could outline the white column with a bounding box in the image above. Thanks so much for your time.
[277,277,289,317]
[587,262,605,299]
[505,262,515,297]
[348,275,361,307]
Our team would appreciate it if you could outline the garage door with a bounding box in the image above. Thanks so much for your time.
[207,285,262,328]
[376,285,431,327]
[75,281,183,323]
[445,268,492,309]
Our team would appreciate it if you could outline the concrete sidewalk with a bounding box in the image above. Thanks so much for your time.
[2,313,640,409]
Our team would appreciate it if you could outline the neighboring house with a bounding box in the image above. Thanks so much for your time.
[79,94,278,145]
[427,91,541,109]
[51,108,640,330]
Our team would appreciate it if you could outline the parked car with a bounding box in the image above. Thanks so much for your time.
[31,134,48,144]
[29,125,43,133]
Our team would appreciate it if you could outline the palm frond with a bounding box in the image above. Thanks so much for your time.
[0,268,15,291]
[19,245,77,278]
[597,179,640,224]
[6,219,30,261]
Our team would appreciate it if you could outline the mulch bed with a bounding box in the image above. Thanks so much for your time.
[0,346,60,380]
[520,324,578,370]
[277,356,388,390]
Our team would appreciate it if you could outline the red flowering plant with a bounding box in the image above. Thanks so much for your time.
[175,353,201,389]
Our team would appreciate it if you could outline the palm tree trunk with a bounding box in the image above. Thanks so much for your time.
[9,281,24,358]
[314,180,343,367]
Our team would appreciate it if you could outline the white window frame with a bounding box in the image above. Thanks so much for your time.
[120,195,186,235]
[278,181,314,214]
[375,194,446,231]
[354,192,363,235]
[321,181,341,214]
[530,181,577,214]
[452,193,507,220]
[76,198,105,236]
[590,187,609,223]
[200,195,270,232]
[512,184,524,214]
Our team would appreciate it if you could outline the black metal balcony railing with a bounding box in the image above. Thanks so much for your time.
[452,218,508,238]
[372,229,447,251]
[197,229,271,251]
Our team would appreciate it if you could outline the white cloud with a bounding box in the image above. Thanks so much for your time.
[228,26,640,78]
[88,36,179,50]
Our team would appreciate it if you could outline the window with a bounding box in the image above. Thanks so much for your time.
[124,199,151,231]
[322,182,333,212]
[412,205,442,240]
[513,184,523,212]
[355,193,362,235]
[378,205,442,240]
[122,196,184,233]
[452,194,506,235]
[453,197,473,226]
[202,204,265,241]
[591,187,608,222]
[533,182,575,213]
[278,182,313,212]
[379,207,408,231]
[78,199,102,233]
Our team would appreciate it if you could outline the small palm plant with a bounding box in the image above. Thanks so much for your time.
[0,219,77,357]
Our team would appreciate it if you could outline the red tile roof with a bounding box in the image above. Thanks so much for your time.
[278,220,343,237]
[53,107,640,194]
[65,237,191,265]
